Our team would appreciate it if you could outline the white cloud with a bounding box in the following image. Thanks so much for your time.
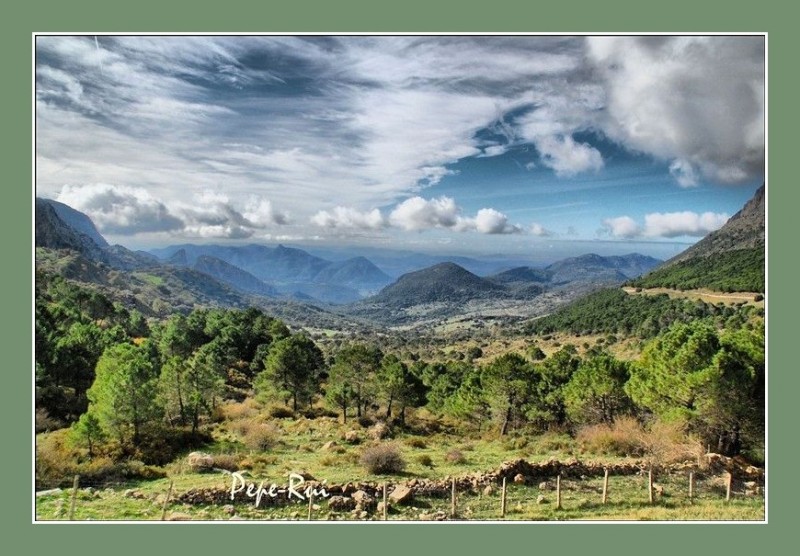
[587,36,765,184]
[55,183,183,234]
[601,216,641,239]
[311,206,386,230]
[534,135,604,177]
[389,196,462,231]
[529,223,552,237]
[388,197,521,235]
[668,159,699,188]
[642,211,729,238]
[602,211,729,239]
[473,208,523,234]
[243,197,290,226]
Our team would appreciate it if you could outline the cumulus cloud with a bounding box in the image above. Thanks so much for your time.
[310,206,386,230]
[587,36,765,185]
[389,196,462,231]
[642,211,729,238]
[388,196,521,235]
[56,183,184,234]
[669,159,699,188]
[602,211,729,239]
[529,223,552,237]
[243,197,290,226]
[473,208,523,234]
[601,216,642,239]
[534,135,604,177]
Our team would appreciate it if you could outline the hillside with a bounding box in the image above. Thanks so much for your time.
[193,255,277,297]
[629,184,765,292]
[363,262,509,309]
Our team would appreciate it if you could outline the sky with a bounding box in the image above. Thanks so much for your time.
[35,35,765,260]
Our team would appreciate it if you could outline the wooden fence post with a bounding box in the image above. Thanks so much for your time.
[307,491,314,520]
[68,475,79,520]
[689,472,694,503]
[726,472,732,502]
[383,483,388,521]
[648,466,654,504]
[160,480,174,521]
[500,477,507,518]
[602,468,609,505]
[450,478,457,518]
[556,474,562,510]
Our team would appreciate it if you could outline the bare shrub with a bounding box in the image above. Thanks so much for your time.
[268,405,295,419]
[211,453,242,472]
[577,417,647,457]
[359,443,406,474]
[243,422,279,452]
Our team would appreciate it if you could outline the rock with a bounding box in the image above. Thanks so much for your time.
[352,490,375,510]
[483,485,494,497]
[321,440,338,452]
[291,512,300,519]
[344,430,360,444]
[327,496,356,511]
[513,473,525,484]
[538,481,548,491]
[377,501,387,514]
[536,495,546,504]
[123,489,145,499]
[229,515,245,521]
[653,484,665,497]
[167,512,193,521]
[36,488,63,497]
[222,504,236,516]
[369,422,391,440]
[186,451,215,472]
[358,510,369,519]
[388,484,413,504]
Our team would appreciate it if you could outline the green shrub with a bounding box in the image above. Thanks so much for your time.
[359,443,406,474]
[405,437,427,449]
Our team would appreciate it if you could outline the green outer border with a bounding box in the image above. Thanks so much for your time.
[6,1,789,554]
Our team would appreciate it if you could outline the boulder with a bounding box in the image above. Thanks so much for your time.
[352,490,375,510]
[321,441,339,452]
[186,451,214,472]
[388,484,413,504]
[513,473,526,484]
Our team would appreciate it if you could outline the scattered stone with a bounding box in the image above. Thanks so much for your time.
[291,512,300,519]
[123,489,146,499]
[536,495,546,505]
[538,481,548,491]
[222,504,236,516]
[186,451,215,472]
[352,490,375,510]
[653,484,665,497]
[513,473,525,484]
[388,484,413,504]
[229,515,245,521]
[167,512,193,521]
[321,440,338,452]
[377,501,387,514]
[358,510,369,519]
[483,485,494,497]
[327,496,356,511]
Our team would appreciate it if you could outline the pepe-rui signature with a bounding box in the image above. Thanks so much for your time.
[230,472,331,508]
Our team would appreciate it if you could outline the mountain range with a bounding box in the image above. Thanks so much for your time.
[35,196,668,328]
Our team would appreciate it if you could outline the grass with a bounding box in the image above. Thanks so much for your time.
[35,404,764,521]
[35,469,764,522]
